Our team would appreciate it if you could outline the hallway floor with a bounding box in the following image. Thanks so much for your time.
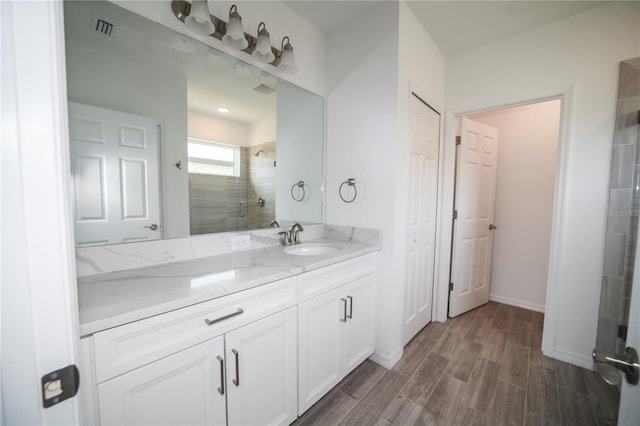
[295,302,620,426]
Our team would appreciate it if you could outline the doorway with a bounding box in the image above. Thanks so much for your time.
[449,99,562,317]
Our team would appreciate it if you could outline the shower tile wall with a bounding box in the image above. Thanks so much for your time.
[598,58,640,353]
[189,143,277,235]
[248,142,276,230]
[189,147,249,234]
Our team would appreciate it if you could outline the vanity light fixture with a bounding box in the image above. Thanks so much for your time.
[184,0,215,36]
[252,22,275,64]
[171,1,287,70]
[277,36,297,75]
[222,5,248,50]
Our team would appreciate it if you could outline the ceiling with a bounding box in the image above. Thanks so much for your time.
[283,1,608,57]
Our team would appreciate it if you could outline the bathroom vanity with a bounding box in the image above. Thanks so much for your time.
[77,226,379,425]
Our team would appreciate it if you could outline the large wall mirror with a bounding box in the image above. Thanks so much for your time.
[64,1,323,247]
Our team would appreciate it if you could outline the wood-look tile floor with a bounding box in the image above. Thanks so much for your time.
[295,302,620,426]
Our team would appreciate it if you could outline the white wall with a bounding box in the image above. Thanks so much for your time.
[470,100,561,313]
[249,115,276,146]
[188,111,250,146]
[326,1,446,367]
[444,2,640,367]
[325,2,401,367]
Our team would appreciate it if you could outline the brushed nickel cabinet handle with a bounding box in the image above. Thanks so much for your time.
[216,356,225,395]
[346,296,353,319]
[204,308,244,326]
[232,349,239,386]
[340,298,347,323]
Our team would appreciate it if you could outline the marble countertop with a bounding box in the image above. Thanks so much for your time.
[77,236,379,336]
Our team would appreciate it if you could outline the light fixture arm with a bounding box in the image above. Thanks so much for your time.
[170,0,281,62]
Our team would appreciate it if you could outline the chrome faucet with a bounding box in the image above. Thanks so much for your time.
[270,220,280,228]
[279,223,304,247]
[279,230,293,247]
[290,222,304,245]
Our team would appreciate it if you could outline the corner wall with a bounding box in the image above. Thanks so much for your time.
[326,1,446,367]
[444,2,640,367]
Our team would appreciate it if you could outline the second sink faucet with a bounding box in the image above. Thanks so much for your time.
[290,222,304,244]
[280,222,304,247]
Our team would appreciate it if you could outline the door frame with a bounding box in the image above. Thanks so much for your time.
[434,87,574,361]
[2,0,81,423]
[400,85,446,343]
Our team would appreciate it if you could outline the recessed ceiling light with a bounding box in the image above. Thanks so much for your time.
[217,107,230,113]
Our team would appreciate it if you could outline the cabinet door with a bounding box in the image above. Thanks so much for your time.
[98,336,226,426]
[344,275,375,372]
[297,286,344,415]
[225,307,297,426]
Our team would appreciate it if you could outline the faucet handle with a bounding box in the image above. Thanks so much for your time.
[278,230,292,246]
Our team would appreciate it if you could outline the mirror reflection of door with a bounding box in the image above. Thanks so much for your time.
[69,102,162,246]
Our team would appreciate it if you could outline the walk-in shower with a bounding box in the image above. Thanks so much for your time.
[598,57,640,359]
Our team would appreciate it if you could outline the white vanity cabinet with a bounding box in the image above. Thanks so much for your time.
[81,277,298,426]
[98,335,226,425]
[297,254,376,415]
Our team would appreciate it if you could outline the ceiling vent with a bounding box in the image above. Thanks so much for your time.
[92,16,114,36]
[252,84,276,95]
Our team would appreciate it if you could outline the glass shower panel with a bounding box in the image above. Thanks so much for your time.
[598,57,640,355]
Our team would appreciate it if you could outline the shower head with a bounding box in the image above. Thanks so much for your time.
[254,150,264,157]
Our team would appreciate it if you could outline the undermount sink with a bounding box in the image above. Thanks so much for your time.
[284,243,343,256]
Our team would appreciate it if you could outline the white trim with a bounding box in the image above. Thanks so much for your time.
[552,347,594,370]
[370,347,403,369]
[488,294,545,313]
[437,87,574,361]
[1,1,80,423]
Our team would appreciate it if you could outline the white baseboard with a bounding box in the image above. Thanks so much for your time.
[489,294,545,313]
[370,347,403,369]
[551,347,594,370]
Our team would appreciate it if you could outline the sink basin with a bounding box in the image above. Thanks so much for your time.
[284,243,343,256]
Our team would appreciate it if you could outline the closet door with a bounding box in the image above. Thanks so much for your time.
[404,94,440,343]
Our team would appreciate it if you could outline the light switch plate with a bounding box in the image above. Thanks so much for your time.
[231,235,250,250]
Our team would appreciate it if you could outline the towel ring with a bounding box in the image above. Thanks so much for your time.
[291,181,306,202]
[339,178,357,203]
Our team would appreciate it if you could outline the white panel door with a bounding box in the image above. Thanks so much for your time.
[404,95,440,343]
[297,287,344,415]
[97,336,226,426]
[225,307,297,426]
[68,102,161,245]
[449,118,499,317]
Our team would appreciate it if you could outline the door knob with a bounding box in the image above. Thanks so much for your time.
[489,224,497,230]
[592,346,639,385]
[144,224,158,231]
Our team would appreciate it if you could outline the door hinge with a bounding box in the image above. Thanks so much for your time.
[453,210,458,220]
[618,324,628,341]
[455,136,461,145]
[449,282,454,291]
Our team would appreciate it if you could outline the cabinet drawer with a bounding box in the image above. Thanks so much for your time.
[93,277,297,383]
[298,253,376,302]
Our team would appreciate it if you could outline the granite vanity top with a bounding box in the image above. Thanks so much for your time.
[77,235,379,336]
